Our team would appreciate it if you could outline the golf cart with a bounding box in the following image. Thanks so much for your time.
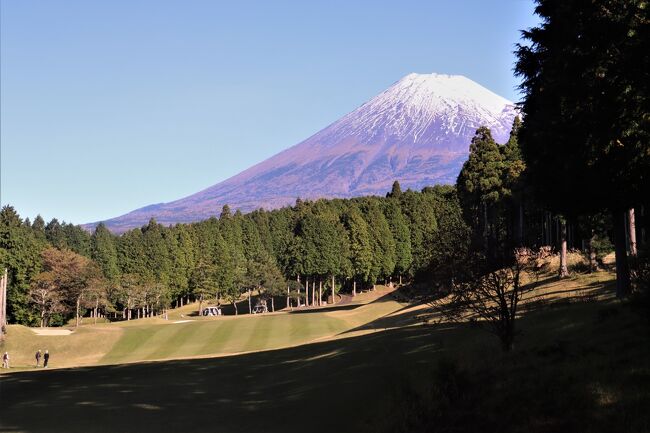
[202,306,222,316]
[252,300,268,314]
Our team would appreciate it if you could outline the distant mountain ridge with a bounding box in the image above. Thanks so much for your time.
[89,73,517,233]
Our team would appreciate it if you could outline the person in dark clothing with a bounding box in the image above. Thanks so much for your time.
[43,350,50,368]
[35,350,42,367]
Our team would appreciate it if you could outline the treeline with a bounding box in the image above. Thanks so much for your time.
[0,184,468,326]
[456,117,647,283]
[453,0,649,297]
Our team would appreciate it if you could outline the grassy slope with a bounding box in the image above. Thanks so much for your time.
[1,272,648,433]
[0,287,401,369]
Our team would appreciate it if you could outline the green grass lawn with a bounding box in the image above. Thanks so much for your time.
[1,274,648,433]
[0,286,402,370]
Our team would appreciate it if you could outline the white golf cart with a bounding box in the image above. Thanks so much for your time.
[201,306,222,316]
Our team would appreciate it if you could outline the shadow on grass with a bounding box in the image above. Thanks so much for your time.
[1,292,647,433]
[287,303,362,314]
[0,324,451,433]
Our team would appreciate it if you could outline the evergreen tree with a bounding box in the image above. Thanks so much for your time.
[456,127,507,264]
[91,223,120,281]
[62,223,92,257]
[363,200,396,285]
[384,199,412,283]
[45,218,67,249]
[387,180,403,198]
[189,258,217,315]
[399,190,438,277]
[167,224,196,304]
[117,228,148,277]
[515,0,650,296]
[342,204,373,294]
[0,206,42,324]
[141,219,172,286]
[31,215,47,243]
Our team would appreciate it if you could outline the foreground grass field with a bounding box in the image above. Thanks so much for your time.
[1,272,649,433]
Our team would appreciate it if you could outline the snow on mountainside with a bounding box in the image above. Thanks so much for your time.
[89,73,517,233]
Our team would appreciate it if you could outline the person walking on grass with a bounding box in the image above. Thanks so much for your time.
[35,349,42,367]
[2,352,9,369]
[43,350,49,368]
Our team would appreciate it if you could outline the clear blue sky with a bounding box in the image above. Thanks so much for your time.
[1,0,539,225]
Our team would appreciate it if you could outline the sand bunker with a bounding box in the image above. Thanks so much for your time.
[31,328,74,336]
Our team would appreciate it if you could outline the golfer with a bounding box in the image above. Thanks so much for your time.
[36,349,42,367]
[43,350,50,368]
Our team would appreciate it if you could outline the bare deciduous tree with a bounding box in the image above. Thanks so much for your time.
[436,248,540,352]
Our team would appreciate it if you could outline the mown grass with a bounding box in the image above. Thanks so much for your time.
[1,273,648,433]
[0,286,400,369]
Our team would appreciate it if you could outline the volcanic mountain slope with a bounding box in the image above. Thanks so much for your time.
[92,73,517,232]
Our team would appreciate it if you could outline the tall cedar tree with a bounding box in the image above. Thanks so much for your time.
[456,127,507,265]
[91,223,120,281]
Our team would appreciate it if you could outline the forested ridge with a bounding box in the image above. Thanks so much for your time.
[0,181,468,326]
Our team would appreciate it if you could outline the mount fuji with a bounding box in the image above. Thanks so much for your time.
[91,73,517,232]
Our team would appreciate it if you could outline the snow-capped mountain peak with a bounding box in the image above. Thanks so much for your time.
[88,73,517,232]
[324,72,515,146]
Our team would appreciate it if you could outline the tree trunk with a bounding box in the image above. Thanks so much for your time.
[304,278,308,307]
[297,275,301,307]
[482,202,489,254]
[353,280,357,297]
[613,209,632,298]
[94,298,99,325]
[286,285,290,309]
[198,293,204,317]
[271,297,275,312]
[41,309,45,328]
[517,202,524,246]
[501,326,515,352]
[588,229,598,272]
[489,205,499,263]
[319,280,322,306]
[76,296,81,327]
[248,289,252,314]
[628,208,637,256]
[233,301,238,315]
[331,275,335,304]
[558,219,569,278]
